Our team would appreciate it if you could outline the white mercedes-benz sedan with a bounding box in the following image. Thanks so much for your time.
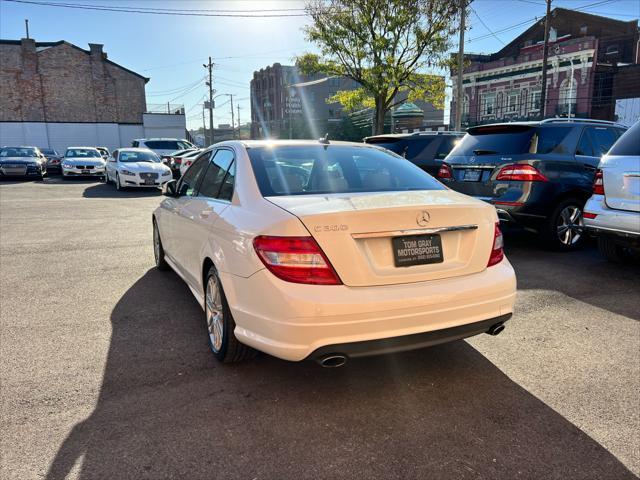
[105,148,173,190]
[152,140,516,366]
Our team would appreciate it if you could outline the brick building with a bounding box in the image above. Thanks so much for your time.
[0,38,147,123]
[0,38,189,151]
[450,8,639,127]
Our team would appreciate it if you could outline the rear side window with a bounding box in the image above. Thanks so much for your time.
[576,130,595,156]
[449,125,536,156]
[178,155,209,197]
[586,127,618,156]
[197,149,235,199]
[145,140,190,150]
[608,122,638,156]
[248,145,445,197]
[534,127,573,154]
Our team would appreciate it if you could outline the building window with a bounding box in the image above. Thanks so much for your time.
[507,93,519,113]
[605,45,619,56]
[481,92,496,116]
[530,90,542,112]
[462,94,469,116]
[559,77,578,115]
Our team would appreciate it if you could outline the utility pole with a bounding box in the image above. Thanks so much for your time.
[203,57,214,145]
[236,104,241,139]
[454,0,466,132]
[202,104,206,144]
[25,19,29,39]
[539,0,552,119]
[229,94,235,140]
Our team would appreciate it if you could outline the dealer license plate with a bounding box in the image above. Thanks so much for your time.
[144,179,155,185]
[463,169,482,181]
[392,234,444,267]
[81,169,90,174]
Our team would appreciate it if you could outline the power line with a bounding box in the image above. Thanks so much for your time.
[3,0,309,17]
[472,7,507,46]
[146,77,206,96]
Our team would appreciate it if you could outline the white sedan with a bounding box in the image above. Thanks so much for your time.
[61,147,106,179]
[152,140,516,366]
[105,148,173,190]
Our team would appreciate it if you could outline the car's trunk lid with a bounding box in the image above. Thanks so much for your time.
[603,154,640,212]
[267,190,497,287]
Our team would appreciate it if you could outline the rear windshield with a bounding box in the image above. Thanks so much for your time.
[118,151,160,163]
[0,147,38,157]
[449,125,536,156]
[145,140,191,150]
[449,125,575,156]
[248,145,445,196]
[66,149,101,158]
[608,121,639,156]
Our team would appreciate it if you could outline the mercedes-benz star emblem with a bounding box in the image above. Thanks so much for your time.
[416,211,431,227]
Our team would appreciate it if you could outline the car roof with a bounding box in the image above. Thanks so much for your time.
[134,138,188,141]
[2,145,39,149]
[116,147,156,152]
[67,146,100,150]
[232,139,378,149]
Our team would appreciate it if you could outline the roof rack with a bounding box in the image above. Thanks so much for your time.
[540,118,626,128]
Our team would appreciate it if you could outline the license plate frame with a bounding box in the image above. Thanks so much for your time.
[81,169,90,175]
[144,178,155,185]
[392,234,444,267]
[463,169,482,182]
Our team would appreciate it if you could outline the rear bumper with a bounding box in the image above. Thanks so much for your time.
[220,259,517,362]
[584,194,640,245]
[308,313,511,361]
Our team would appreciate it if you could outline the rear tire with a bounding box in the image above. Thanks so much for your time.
[204,266,256,363]
[153,220,169,271]
[116,173,123,191]
[541,198,585,251]
[597,237,627,263]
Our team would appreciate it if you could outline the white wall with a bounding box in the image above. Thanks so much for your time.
[0,113,186,153]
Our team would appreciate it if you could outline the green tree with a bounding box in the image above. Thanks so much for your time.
[299,0,460,134]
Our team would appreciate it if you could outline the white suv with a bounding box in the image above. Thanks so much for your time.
[131,138,195,158]
[583,121,640,262]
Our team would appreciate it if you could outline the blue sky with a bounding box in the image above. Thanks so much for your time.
[1,0,638,129]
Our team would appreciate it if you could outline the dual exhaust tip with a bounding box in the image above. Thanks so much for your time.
[315,322,506,368]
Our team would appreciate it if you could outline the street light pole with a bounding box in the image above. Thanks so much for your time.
[204,57,215,145]
[455,0,466,132]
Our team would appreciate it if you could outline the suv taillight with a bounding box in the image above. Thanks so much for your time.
[253,236,342,285]
[593,169,605,195]
[437,163,453,179]
[487,222,504,267]
[496,164,548,182]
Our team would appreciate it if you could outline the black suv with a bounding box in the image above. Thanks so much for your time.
[364,131,465,176]
[440,119,626,250]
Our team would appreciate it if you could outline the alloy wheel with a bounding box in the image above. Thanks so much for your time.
[556,205,583,246]
[205,275,224,353]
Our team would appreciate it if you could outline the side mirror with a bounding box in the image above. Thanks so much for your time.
[162,179,178,197]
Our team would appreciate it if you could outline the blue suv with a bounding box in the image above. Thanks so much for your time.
[440,119,626,250]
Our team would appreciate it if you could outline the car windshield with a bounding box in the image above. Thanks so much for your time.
[145,140,191,150]
[0,147,38,157]
[118,151,160,163]
[248,145,446,196]
[66,149,101,158]
[40,149,57,156]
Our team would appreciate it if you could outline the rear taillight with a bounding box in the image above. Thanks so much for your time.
[496,164,548,182]
[253,236,342,285]
[437,163,453,179]
[487,222,504,267]
[593,169,605,195]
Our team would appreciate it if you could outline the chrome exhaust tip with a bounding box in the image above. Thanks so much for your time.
[318,354,348,368]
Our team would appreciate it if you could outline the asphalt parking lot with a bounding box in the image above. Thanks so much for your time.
[1,177,639,479]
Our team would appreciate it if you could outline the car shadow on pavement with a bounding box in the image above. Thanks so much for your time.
[45,268,637,479]
[83,183,162,198]
[504,229,640,321]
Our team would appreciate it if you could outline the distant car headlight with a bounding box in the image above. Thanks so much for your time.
[62,163,74,169]
[120,169,135,176]
[162,170,171,176]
